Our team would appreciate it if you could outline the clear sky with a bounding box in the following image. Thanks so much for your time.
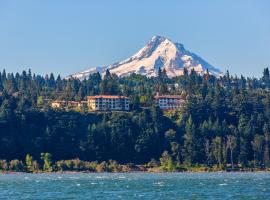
[0,0,269,77]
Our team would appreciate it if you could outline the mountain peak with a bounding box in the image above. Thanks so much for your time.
[68,36,222,80]
[151,35,166,41]
[150,35,174,46]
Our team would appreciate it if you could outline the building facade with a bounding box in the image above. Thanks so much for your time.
[87,95,129,111]
[51,100,87,109]
[154,95,184,110]
[78,101,88,108]
[51,100,67,108]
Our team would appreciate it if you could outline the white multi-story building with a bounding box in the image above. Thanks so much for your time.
[154,95,184,110]
[87,95,129,111]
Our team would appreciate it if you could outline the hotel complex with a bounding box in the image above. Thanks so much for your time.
[51,94,185,111]
[87,95,130,111]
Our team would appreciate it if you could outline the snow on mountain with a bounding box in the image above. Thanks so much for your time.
[67,36,222,79]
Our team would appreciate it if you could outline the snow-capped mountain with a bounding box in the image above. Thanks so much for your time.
[68,36,222,79]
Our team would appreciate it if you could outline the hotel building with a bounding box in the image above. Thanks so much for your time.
[87,95,129,111]
[154,95,184,110]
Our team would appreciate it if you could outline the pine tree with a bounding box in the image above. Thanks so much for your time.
[183,116,196,164]
[263,68,270,88]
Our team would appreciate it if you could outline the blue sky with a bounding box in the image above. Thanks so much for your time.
[0,0,269,77]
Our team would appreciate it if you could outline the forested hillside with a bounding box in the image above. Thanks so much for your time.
[1,68,270,170]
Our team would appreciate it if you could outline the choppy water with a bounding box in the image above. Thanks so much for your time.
[0,172,269,199]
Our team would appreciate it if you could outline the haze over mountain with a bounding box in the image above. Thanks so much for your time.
[68,36,222,79]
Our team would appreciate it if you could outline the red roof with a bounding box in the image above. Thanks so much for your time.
[87,95,129,99]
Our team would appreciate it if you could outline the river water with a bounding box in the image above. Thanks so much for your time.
[0,172,269,199]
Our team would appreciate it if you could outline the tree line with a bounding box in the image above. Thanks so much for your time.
[1,68,270,170]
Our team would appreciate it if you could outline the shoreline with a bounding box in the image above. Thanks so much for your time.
[1,169,270,174]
